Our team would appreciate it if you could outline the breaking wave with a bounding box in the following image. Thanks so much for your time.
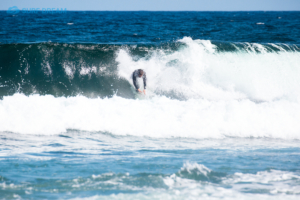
[1,37,300,138]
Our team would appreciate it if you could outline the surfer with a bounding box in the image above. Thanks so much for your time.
[132,69,146,94]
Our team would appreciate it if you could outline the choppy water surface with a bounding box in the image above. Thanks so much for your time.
[1,11,300,199]
[1,132,300,199]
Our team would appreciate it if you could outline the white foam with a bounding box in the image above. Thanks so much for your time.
[163,162,300,199]
[63,62,76,79]
[80,66,97,76]
[2,38,300,138]
[223,170,300,196]
[224,170,300,184]
[70,163,300,200]
[71,193,300,200]
[178,162,211,176]
[117,37,300,102]
[1,94,300,139]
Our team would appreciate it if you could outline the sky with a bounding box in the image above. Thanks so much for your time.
[1,0,300,11]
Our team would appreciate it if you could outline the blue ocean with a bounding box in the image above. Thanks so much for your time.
[1,11,300,199]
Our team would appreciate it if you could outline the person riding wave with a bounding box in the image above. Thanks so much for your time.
[132,69,146,95]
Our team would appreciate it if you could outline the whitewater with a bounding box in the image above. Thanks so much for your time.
[1,11,300,200]
[1,37,300,139]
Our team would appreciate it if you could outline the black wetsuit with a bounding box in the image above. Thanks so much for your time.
[132,70,147,91]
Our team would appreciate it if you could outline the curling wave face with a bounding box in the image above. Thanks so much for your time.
[1,37,300,101]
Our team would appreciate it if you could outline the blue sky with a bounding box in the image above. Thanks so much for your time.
[1,0,300,11]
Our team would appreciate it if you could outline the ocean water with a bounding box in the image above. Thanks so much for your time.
[1,11,300,199]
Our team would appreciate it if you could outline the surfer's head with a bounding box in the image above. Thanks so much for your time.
[138,69,144,77]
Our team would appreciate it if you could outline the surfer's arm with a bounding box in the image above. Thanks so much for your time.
[143,73,147,89]
[132,74,140,90]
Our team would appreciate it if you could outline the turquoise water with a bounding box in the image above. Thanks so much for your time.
[1,132,300,199]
